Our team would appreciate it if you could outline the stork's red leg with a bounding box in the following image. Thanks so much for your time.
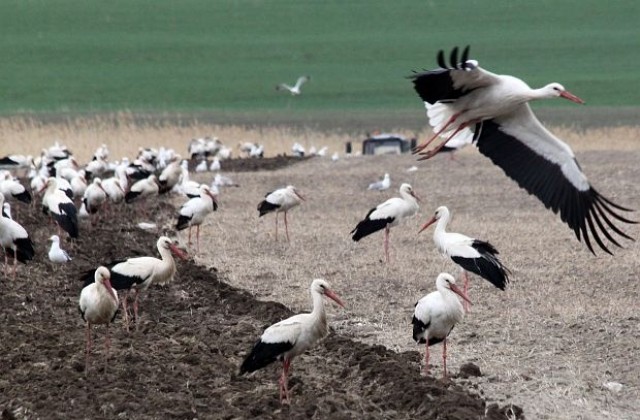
[85,322,92,371]
[462,271,471,313]
[442,338,448,378]
[413,113,461,153]
[12,249,17,280]
[274,213,279,241]
[122,293,130,332]
[133,289,140,329]
[278,360,287,403]
[423,340,430,376]
[284,212,290,243]
[418,122,470,161]
[105,323,111,362]
[384,225,390,263]
[188,225,192,247]
[196,224,200,254]
[281,358,292,404]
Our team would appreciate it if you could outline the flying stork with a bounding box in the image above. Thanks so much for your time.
[409,46,636,254]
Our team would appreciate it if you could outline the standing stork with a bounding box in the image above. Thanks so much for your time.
[412,273,471,377]
[80,236,188,330]
[78,266,119,370]
[419,206,510,310]
[410,46,635,254]
[83,178,107,225]
[125,174,159,217]
[176,184,218,253]
[0,193,35,279]
[40,177,79,239]
[240,279,344,404]
[351,183,420,263]
[257,185,305,242]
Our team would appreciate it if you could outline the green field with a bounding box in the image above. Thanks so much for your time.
[1,0,639,117]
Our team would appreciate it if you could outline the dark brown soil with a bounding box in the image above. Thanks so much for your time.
[190,155,313,173]
[0,199,523,419]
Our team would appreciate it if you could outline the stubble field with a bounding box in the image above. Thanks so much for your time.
[1,122,639,419]
[189,134,639,419]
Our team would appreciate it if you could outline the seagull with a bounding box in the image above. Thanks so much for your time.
[276,76,310,96]
[48,234,72,264]
[367,173,391,191]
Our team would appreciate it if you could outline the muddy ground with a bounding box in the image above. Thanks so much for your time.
[0,176,522,419]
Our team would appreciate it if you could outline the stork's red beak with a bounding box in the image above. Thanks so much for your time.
[418,216,437,233]
[104,278,118,302]
[411,191,421,203]
[449,283,472,306]
[169,243,189,260]
[560,90,585,105]
[295,191,305,201]
[324,289,345,308]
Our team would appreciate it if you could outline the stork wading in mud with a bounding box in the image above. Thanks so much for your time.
[0,193,35,279]
[412,273,470,377]
[240,279,344,404]
[78,266,119,370]
[410,46,636,254]
[80,236,188,331]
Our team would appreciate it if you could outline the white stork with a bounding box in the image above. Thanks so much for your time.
[0,154,32,167]
[351,183,420,263]
[78,266,119,370]
[412,272,471,377]
[125,174,159,217]
[419,206,510,310]
[410,46,635,254]
[48,234,72,264]
[83,178,107,224]
[175,161,201,198]
[367,173,391,191]
[176,184,218,253]
[0,173,32,205]
[257,185,305,242]
[240,279,344,404]
[80,236,188,330]
[41,177,79,239]
[3,202,12,219]
[195,159,208,173]
[275,75,310,96]
[101,177,125,207]
[158,159,182,194]
[54,176,74,199]
[0,193,35,279]
[69,170,88,199]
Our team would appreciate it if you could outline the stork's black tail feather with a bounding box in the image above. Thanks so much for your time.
[54,203,79,238]
[257,200,279,217]
[176,214,191,231]
[6,237,35,263]
[451,240,510,290]
[350,208,393,242]
[239,340,294,374]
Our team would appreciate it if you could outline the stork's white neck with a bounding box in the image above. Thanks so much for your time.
[433,209,451,252]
